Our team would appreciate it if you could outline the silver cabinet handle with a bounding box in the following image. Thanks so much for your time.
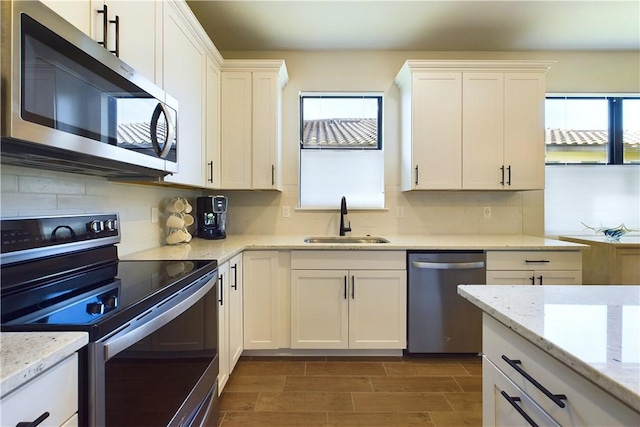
[411,261,485,270]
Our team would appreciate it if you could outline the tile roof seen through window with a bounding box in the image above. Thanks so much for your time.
[117,122,167,145]
[546,129,640,147]
[302,118,378,148]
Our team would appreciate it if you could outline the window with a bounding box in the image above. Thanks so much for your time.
[545,95,640,165]
[299,93,384,209]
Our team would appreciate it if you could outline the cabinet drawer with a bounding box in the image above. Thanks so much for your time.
[291,251,405,270]
[483,315,639,426]
[1,353,78,427]
[486,250,581,271]
[483,356,560,427]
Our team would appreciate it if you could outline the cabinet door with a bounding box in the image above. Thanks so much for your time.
[252,71,281,190]
[291,270,349,349]
[1,354,78,427]
[220,72,253,189]
[42,0,92,35]
[615,249,640,285]
[462,72,504,190]
[349,270,407,349]
[243,251,280,349]
[487,270,536,285]
[217,261,230,393]
[228,254,244,372]
[162,3,206,187]
[538,270,582,285]
[411,72,462,190]
[504,73,546,190]
[205,57,221,188]
[102,0,159,83]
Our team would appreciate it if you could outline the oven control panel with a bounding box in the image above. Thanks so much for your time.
[0,214,120,265]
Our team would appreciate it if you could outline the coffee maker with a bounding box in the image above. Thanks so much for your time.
[196,195,227,239]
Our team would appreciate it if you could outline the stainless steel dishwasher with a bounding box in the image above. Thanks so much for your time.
[407,251,485,353]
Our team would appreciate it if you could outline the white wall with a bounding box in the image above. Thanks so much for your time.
[545,165,640,237]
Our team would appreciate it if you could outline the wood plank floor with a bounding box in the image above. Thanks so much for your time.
[216,355,482,426]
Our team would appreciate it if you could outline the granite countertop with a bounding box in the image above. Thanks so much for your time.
[123,234,586,263]
[1,332,88,398]
[458,285,640,412]
[560,234,640,248]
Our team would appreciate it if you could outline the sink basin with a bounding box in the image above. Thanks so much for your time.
[304,236,390,244]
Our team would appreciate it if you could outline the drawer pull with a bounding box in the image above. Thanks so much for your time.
[500,392,538,427]
[502,355,567,408]
[16,412,50,427]
[525,260,550,263]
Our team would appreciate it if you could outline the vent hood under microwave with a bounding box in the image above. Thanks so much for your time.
[1,1,178,180]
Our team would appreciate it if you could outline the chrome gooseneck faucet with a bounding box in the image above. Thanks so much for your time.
[339,196,351,236]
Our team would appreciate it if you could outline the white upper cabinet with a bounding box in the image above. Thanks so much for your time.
[41,0,92,35]
[401,72,462,190]
[95,0,160,83]
[395,60,553,191]
[42,0,160,83]
[220,60,288,190]
[205,56,222,188]
[161,1,206,187]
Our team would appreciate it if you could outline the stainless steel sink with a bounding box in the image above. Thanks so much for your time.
[303,236,390,244]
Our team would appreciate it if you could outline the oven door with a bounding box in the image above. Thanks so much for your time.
[87,270,218,427]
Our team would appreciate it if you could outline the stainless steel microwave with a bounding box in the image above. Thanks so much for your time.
[1,0,178,179]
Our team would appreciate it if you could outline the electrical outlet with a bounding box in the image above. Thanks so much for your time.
[483,207,492,219]
[397,206,405,218]
[282,206,291,218]
[151,207,159,223]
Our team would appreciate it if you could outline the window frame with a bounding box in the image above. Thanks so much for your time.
[299,93,383,150]
[297,92,385,210]
[545,93,640,165]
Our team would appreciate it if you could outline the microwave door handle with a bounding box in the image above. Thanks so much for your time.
[150,103,173,159]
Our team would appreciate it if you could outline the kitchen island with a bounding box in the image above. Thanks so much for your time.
[458,285,640,426]
[560,234,640,284]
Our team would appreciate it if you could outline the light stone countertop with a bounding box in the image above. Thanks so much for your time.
[560,234,640,248]
[1,332,88,398]
[123,234,586,264]
[457,285,640,412]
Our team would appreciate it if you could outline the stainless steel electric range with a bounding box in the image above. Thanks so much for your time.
[0,214,219,427]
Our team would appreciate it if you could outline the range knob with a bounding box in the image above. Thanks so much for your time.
[88,220,104,233]
[86,302,105,315]
[102,294,118,309]
[104,219,117,232]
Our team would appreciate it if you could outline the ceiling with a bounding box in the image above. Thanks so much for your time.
[186,1,640,52]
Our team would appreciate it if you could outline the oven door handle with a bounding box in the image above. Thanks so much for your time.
[101,270,216,361]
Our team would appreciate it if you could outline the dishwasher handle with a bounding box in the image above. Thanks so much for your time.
[411,261,485,270]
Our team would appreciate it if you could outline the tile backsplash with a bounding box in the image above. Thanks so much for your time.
[1,165,543,256]
[0,165,201,256]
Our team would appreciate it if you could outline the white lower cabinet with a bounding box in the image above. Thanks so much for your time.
[243,251,281,349]
[483,314,640,426]
[290,251,406,350]
[217,253,243,394]
[486,250,582,285]
[1,353,78,427]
